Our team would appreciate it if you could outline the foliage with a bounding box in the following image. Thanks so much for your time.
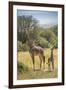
[51,25,58,36]
[17,41,30,51]
[21,44,30,51]
[17,15,58,51]
[34,37,49,48]
[40,29,57,48]
[17,61,29,73]
[17,41,22,51]
[17,15,38,44]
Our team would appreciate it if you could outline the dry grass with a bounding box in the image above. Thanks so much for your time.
[17,48,58,80]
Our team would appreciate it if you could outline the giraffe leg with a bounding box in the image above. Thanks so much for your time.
[39,55,42,70]
[42,54,45,69]
[51,59,54,70]
[48,58,51,71]
[31,54,35,71]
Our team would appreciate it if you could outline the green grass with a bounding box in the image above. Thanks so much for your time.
[17,48,58,80]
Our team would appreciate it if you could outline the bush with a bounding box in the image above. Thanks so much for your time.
[17,61,29,73]
[35,37,49,48]
[17,41,30,51]
[40,30,57,48]
[17,41,22,51]
[21,44,30,51]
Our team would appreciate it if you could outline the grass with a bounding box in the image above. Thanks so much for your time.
[17,48,58,80]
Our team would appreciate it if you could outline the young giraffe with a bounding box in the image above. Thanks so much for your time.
[48,47,54,71]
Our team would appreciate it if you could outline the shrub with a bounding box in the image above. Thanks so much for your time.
[35,37,49,48]
[17,41,22,51]
[17,41,30,51]
[21,44,30,51]
[17,61,29,73]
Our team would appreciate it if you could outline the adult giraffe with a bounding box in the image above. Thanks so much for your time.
[26,29,45,71]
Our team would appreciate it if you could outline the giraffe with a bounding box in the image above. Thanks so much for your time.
[25,29,45,70]
[48,47,54,71]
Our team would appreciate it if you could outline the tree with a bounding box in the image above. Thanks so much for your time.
[40,29,57,48]
[17,15,38,43]
[17,15,58,51]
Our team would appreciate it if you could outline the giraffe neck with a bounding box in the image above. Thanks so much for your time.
[51,49,53,58]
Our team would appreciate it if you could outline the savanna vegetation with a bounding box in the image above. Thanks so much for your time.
[17,15,58,80]
[17,49,58,80]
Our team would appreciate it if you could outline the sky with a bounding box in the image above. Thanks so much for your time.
[17,9,58,26]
